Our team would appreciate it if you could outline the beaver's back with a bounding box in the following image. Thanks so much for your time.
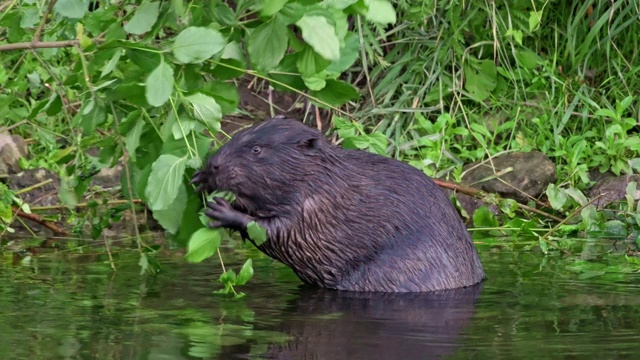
[323,148,485,291]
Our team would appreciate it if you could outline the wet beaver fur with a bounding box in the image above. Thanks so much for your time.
[191,117,485,292]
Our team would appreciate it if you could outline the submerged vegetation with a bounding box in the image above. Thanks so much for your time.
[1,0,639,293]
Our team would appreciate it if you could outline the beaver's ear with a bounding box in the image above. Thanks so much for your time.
[297,137,318,151]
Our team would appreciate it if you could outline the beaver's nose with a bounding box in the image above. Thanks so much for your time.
[208,156,222,171]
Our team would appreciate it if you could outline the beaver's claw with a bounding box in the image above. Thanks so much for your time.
[205,197,250,230]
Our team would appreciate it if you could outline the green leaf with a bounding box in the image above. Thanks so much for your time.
[331,9,348,41]
[186,227,222,263]
[538,236,548,254]
[297,46,331,77]
[546,184,567,210]
[58,171,78,208]
[309,79,359,107]
[603,220,628,238]
[625,181,637,211]
[472,206,499,228]
[261,0,289,16]
[505,28,523,45]
[499,198,518,218]
[515,49,541,70]
[100,49,123,78]
[529,10,542,31]
[322,0,358,10]
[45,94,63,116]
[213,2,236,26]
[203,82,240,114]
[54,0,88,19]
[295,15,340,61]
[127,47,161,71]
[172,118,204,139]
[363,0,396,24]
[138,253,149,275]
[618,96,634,115]
[279,2,306,24]
[594,108,617,119]
[352,132,387,155]
[629,158,640,173]
[219,270,237,286]
[302,75,327,91]
[172,27,226,64]
[145,61,174,107]
[125,118,145,160]
[123,1,160,35]
[580,205,599,232]
[565,187,588,206]
[236,259,254,285]
[175,193,209,246]
[145,154,187,211]
[247,221,268,246]
[248,16,288,71]
[463,59,497,101]
[152,184,187,234]
[577,270,606,280]
[79,98,107,134]
[185,93,222,132]
[326,32,360,74]
[20,7,39,28]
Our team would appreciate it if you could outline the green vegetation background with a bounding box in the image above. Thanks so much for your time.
[1,0,639,289]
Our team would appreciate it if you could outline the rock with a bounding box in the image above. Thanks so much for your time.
[0,133,28,175]
[6,168,60,207]
[90,162,123,189]
[462,151,556,203]
[588,168,616,184]
[588,174,640,208]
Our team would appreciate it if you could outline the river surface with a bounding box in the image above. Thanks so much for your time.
[1,239,640,359]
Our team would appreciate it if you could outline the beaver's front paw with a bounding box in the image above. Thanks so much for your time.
[205,197,250,230]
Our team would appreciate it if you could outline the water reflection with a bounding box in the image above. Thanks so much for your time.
[264,284,483,359]
[2,246,640,359]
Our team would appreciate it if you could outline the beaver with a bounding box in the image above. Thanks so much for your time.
[191,117,485,292]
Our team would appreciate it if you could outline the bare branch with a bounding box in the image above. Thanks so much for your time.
[0,40,78,52]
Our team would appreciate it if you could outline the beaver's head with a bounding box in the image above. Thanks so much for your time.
[192,117,338,216]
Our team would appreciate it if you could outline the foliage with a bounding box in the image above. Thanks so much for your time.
[2,0,640,291]
[357,0,640,188]
[471,180,640,265]
[1,0,399,292]
[0,183,32,236]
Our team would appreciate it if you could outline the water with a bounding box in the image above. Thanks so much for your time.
[1,241,640,359]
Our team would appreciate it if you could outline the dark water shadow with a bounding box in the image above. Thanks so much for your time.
[257,283,484,360]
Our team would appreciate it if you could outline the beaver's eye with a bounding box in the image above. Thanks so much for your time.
[251,146,262,154]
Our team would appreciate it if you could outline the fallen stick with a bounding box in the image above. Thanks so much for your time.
[433,178,564,223]
[11,206,68,235]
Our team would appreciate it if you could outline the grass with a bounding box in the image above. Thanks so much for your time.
[351,0,640,190]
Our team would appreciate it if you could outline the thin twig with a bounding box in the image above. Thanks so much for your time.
[30,199,143,211]
[103,234,117,270]
[14,179,53,195]
[356,15,376,107]
[0,0,17,17]
[540,195,603,240]
[517,203,563,223]
[111,103,144,251]
[34,0,57,43]
[0,119,27,133]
